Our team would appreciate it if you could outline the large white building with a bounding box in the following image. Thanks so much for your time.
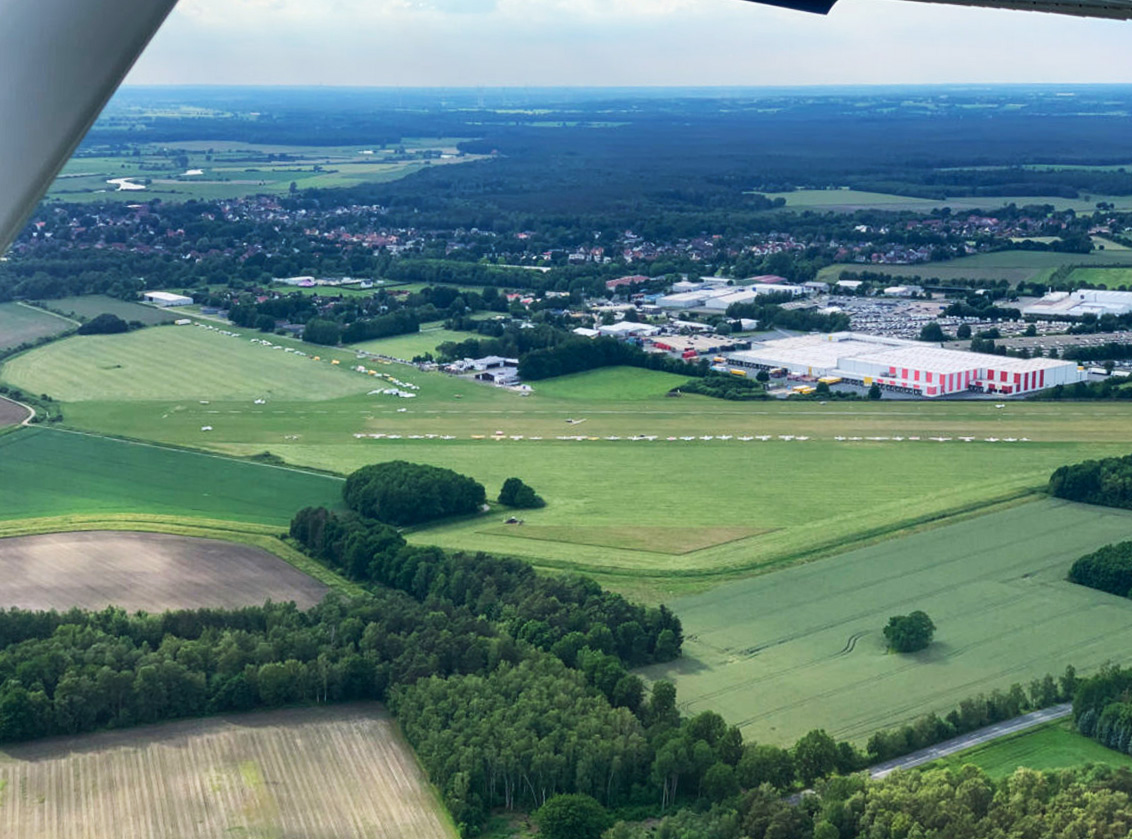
[597,321,660,338]
[727,332,1084,397]
[1023,289,1132,319]
[143,291,193,307]
[658,281,807,310]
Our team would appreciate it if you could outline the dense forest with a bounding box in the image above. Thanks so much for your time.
[1048,453,1132,509]
[288,506,682,671]
[605,763,1132,839]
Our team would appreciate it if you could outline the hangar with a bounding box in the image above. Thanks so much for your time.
[727,332,1085,397]
[143,291,193,307]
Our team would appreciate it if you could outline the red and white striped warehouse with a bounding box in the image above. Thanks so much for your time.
[727,333,1085,398]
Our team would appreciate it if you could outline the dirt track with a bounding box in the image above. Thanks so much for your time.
[0,531,328,612]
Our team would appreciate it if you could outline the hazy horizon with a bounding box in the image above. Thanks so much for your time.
[124,0,1132,88]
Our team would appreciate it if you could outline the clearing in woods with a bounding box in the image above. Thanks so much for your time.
[0,704,457,839]
[0,303,75,351]
[0,531,328,612]
[637,500,1132,747]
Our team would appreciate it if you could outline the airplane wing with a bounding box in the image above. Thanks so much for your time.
[0,0,177,252]
[744,0,1132,17]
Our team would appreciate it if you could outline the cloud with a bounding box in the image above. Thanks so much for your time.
[128,0,1132,86]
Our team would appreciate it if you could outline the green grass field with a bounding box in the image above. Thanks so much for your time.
[1067,267,1132,289]
[47,140,482,203]
[818,250,1132,286]
[0,303,75,351]
[2,324,380,401]
[0,426,343,525]
[765,189,1132,215]
[638,500,1132,746]
[7,352,1132,600]
[932,722,1132,778]
[39,295,177,325]
[349,328,483,360]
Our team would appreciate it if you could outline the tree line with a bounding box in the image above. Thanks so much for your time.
[725,298,850,333]
[1037,379,1132,401]
[1048,452,1132,509]
[605,763,1132,839]
[1069,541,1132,598]
[288,506,681,671]
[672,373,767,401]
[1073,664,1132,759]
[517,337,707,381]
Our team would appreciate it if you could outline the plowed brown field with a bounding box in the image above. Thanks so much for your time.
[0,704,456,839]
[0,531,327,612]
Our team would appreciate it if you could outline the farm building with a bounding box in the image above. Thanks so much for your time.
[143,291,193,307]
[727,332,1084,397]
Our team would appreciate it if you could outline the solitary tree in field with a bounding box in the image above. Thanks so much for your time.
[498,477,545,509]
[884,611,935,653]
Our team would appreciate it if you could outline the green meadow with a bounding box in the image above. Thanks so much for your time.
[765,189,1132,215]
[1067,267,1132,289]
[638,500,1132,746]
[7,326,1132,749]
[0,303,75,351]
[46,140,482,203]
[9,331,1132,600]
[931,722,1132,778]
[0,426,342,525]
[349,328,484,360]
[818,249,1132,286]
[38,295,177,325]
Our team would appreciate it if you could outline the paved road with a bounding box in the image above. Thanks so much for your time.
[869,703,1073,779]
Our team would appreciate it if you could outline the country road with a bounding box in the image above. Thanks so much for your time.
[869,703,1073,779]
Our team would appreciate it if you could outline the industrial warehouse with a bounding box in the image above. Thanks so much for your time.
[727,333,1086,397]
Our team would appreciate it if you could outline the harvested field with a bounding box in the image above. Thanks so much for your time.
[0,396,29,427]
[0,531,328,612]
[0,704,456,839]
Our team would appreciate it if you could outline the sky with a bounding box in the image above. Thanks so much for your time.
[126,0,1132,87]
